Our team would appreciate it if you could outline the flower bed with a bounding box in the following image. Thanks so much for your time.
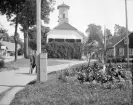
[58,61,132,84]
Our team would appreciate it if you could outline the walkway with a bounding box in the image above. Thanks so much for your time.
[0,59,88,105]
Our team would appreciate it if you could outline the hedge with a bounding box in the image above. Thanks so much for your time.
[43,42,83,59]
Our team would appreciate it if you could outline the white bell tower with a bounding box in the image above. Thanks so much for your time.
[57,3,70,24]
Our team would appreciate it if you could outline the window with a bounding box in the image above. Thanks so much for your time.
[66,39,75,43]
[48,38,54,42]
[76,39,81,42]
[62,14,65,18]
[119,48,124,56]
[129,48,133,55]
[55,39,64,42]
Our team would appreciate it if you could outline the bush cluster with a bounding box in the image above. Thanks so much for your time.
[107,57,126,63]
[18,48,24,56]
[43,42,83,59]
[0,60,5,69]
[58,61,130,84]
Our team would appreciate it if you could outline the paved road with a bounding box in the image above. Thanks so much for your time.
[0,58,89,105]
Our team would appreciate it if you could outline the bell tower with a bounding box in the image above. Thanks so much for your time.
[57,3,70,24]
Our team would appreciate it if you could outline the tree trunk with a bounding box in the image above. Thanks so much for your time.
[24,29,29,59]
[14,0,18,61]
[88,51,92,66]
[14,33,18,61]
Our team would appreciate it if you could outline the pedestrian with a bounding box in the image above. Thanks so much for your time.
[29,51,36,74]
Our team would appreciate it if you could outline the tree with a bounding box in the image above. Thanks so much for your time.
[0,0,55,59]
[0,0,26,61]
[85,24,104,61]
[106,28,112,41]
[18,0,55,58]
[0,26,10,41]
[114,24,130,38]
[28,26,50,50]
[86,24,103,46]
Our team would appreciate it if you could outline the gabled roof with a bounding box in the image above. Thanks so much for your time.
[108,32,132,48]
[52,22,86,39]
[54,22,77,30]
[0,41,20,52]
[57,3,70,9]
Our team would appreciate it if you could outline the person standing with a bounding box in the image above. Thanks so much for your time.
[29,51,36,74]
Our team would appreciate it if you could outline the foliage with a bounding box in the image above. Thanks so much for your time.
[58,61,131,85]
[106,57,127,63]
[28,26,50,50]
[0,27,10,41]
[86,23,103,46]
[106,28,112,40]
[44,42,83,59]
[85,24,105,62]
[0,0,55,58]
[20,0,54,58]
[18,48,24,55]
[114,24,130,37]
[0,60,5,69]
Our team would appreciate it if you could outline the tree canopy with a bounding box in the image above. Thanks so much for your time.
[28,26,50,50]
[114,24,130,37]
[0,0,55,58]
[86,23,103,47]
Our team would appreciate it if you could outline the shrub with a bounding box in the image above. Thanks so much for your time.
[0,60,5,69]
[18,48,24,56]
[58,61,130,85]
[44,42,83,59]
[58,70,68,82]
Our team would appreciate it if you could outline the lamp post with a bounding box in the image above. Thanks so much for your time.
[125,0,129,68]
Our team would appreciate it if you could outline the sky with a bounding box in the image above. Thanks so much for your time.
[0,0,133,39]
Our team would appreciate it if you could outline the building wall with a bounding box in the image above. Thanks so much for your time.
[115,33,133,58]
[47,30,83,43]
[58,7,69,24]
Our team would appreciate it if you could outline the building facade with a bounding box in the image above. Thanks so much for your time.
[107,32,133,59]
[47,3,85,43]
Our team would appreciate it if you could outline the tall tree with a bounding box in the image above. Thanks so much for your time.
[0,0,26,61]
[86,23,103,46]
[0,0,55,59]
[18,0,55,58]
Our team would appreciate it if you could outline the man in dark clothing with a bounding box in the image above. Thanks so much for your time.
[29,52,37,74]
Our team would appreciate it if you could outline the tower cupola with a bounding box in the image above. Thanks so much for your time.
[57,3,70,24]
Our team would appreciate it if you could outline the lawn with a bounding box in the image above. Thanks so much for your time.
[6,58,69,67]
[0,58,69,72]
[10,71,132,105]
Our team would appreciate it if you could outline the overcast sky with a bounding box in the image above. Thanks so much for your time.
[0,0,133,39]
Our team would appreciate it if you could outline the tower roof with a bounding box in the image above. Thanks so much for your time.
[57,3,70,9]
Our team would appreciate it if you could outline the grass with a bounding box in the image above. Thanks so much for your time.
[6,58,70,67]
[10,71,132,105]
[0,62,19,72]
[0,58,69,72]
